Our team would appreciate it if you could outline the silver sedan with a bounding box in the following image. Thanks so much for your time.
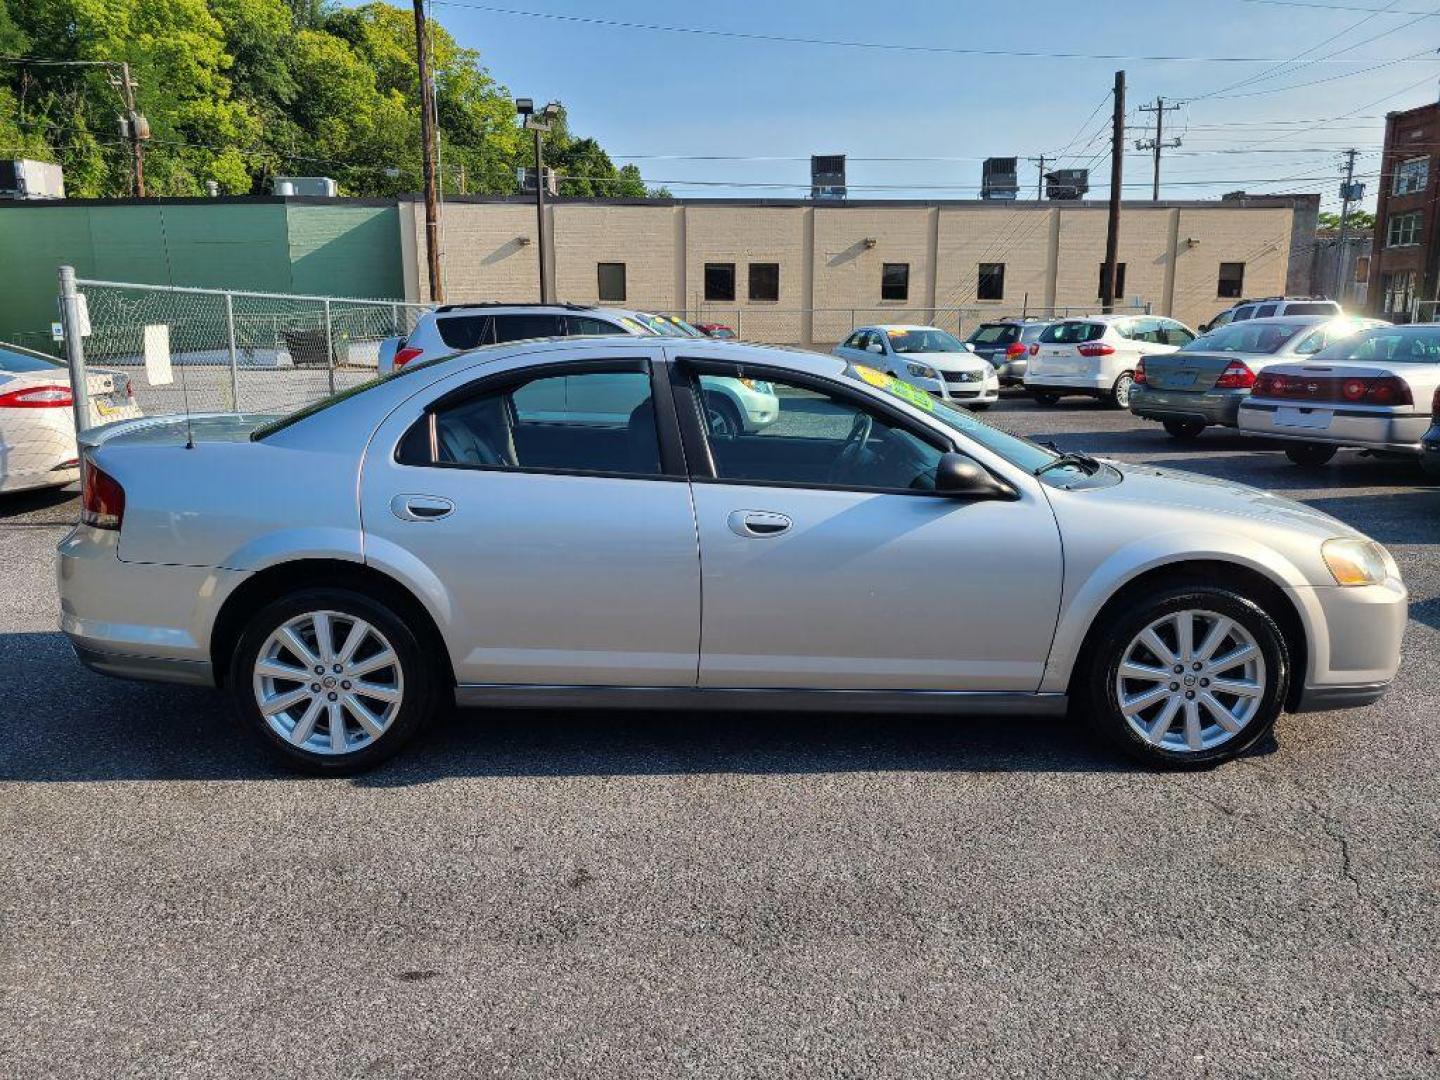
[57,338,1407,774]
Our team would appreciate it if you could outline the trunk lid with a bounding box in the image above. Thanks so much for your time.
[1142,351,1255,392]
[79,411,277,450]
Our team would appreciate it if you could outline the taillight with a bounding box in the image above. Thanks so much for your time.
[1253,372,1412,406]
[0,384,74,408]
[80,457,125,531]
[1134,358,1146,385]
[1077,342,1116,357]
[1005,342,1027,358]
[1214,361,1256,390]
[392,345,423,369]
[1028,342,1039,356]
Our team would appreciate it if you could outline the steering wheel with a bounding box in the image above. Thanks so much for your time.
[827,411,874,484]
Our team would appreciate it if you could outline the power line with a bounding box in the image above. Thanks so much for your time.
[1238,0,1433,12]
[428,1,1438,64]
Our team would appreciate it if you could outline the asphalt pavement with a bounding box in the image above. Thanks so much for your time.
[2,394,1438,1079]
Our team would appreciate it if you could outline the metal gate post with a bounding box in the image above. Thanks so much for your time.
[225,292,240,411]
[58,266,92,436]
[735,308,742,339]
[323,299,336,395]
[391,302,401,335]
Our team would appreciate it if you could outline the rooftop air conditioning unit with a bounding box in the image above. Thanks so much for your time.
[518,166,558,196]
[1045,168,1089,200]
[0,159,64,200]
[811,155,847,201]
[274,176,338,197]
[981,157,1019,201]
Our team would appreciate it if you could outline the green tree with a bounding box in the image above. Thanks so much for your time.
[1318,209,1375,232]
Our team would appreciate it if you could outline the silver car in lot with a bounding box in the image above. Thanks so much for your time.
[1130,315,1388,440]
[58,338,1406,774]
[1238,323,1440,468]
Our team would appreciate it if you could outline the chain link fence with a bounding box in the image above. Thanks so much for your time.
[61,274,431,423]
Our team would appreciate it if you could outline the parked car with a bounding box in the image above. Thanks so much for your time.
[379,303,659,373]
[1130,315,1388,439]
[1025,315,1197,408]
[835,325,999,409]
[1200,296,1341,334]
[632,312,707,338]
[694,323,736,339]
[0,341,142,494]
[965,319,1051,386]
[60,337,1405,775]
[1237,323,1440,468]
[1421,387,1440,478]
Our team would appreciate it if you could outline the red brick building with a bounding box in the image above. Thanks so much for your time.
[1370,101,1440,322]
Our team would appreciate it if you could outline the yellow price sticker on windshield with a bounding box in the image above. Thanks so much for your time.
[851,364,936,413]
[854,364,889,388]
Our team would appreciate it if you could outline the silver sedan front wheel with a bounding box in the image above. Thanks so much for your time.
[253,610,405,755]
[1115,609,1266,753]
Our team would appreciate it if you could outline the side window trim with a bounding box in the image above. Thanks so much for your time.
[668,357,956,494]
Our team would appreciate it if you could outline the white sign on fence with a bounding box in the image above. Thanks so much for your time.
[143,324,173,386]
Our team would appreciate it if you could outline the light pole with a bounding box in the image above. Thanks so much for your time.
[517,98,560,303]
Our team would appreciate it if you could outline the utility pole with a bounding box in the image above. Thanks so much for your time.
[1031,155,1046,200]
[1101,71,1126,314]
[411,0,443,302]
[517,99,560,304]
[1334,148,1362,304]
[1135,97,1181,202]
[109,63,149,197]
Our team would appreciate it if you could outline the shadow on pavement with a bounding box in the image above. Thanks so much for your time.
[1,629,1160,785]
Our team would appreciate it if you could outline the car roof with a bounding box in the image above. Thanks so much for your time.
[863,324,952,333]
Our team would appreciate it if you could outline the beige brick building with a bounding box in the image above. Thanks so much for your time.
[401,194,1319,345]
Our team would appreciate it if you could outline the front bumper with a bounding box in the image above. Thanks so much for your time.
[1238,402,1429,453]
[1130,385,1246,426]
[1289,576,1408,711]
[909,372,1000,403]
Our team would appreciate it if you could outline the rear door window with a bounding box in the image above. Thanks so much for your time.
[436,315,494,350]
[568,315,628,336]
[1253,304,1279,319]
[493,314,565,343]
[1230,306,1257,323]
[1039,321,1105,344]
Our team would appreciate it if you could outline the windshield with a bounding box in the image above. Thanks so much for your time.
[1186,322,1306,354]
[1312,325,1440,364]
[627,313,687,337]
[664,316,707,338]
[967,324,1019,346]
[845,363,1063,474]
[886,328,965,354]
[0,345,65,373]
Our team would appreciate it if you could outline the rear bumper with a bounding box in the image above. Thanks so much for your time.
[1025,372,1110,394]
[71,642,216,687]
[1238,402,1428,452]
[1130,385,1245,426]
[992,359,1028,385]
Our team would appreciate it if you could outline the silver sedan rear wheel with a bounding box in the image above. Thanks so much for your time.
[252,610,405,756]
[1114,608,1266,753]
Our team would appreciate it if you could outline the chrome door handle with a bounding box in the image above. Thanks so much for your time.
[727,509,792,538]
[391,494,454,522]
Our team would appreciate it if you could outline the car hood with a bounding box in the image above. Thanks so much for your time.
[1074,459,1359,540]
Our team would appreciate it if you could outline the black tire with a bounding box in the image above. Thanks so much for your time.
[1284,443,1338,468]
[1109,372,1135,410]
[1031,391,1061,406]
[969,402,992,412]
[230,587,439,775]
[1080,585,1289,770]
[703,392,743,440]
[1163,418,1207,441]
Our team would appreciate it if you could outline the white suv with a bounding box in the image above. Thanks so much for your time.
[1025,314,1197,408]
[380,304,659,373]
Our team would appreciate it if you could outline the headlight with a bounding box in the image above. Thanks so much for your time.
[1321,537,1389,587]
[906,362,938,379]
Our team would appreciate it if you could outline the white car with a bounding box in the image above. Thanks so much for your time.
[835,325,999,410]
[1237,323,1440,468]
[380,304,660,373]
[1025,314,1198,408]
[0,342,143,494]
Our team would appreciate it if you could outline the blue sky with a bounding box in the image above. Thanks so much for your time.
[418,0,1440,211]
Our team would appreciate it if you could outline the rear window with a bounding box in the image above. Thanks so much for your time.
[0,345,64,373]
[1187,322,1305,354]
[1280,302,1338,317]
[1315,326,1440,364]
[968,324,1019,346]
[436,315,492,350]
[1039,321,1106,344]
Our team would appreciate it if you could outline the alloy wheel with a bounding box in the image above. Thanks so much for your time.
[252,610,405,755]
[1114,608,1266,753]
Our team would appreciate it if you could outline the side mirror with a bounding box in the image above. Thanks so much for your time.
[934,453,1011,499]
[865,342,884,354]
[964,342,976,352]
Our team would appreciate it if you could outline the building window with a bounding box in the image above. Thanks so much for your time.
[597,263,626,303]
[748,262,780,302]
[1217,261,1245,299]
[881,263,909,301]
[1381,270,1417,316]
[1354,255,1370,284]
[1393,156,1429,196]
[977,263,1005,301]
[1097,262,1127,300]
[1387,211,1422,247]
[704,263,736,302]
